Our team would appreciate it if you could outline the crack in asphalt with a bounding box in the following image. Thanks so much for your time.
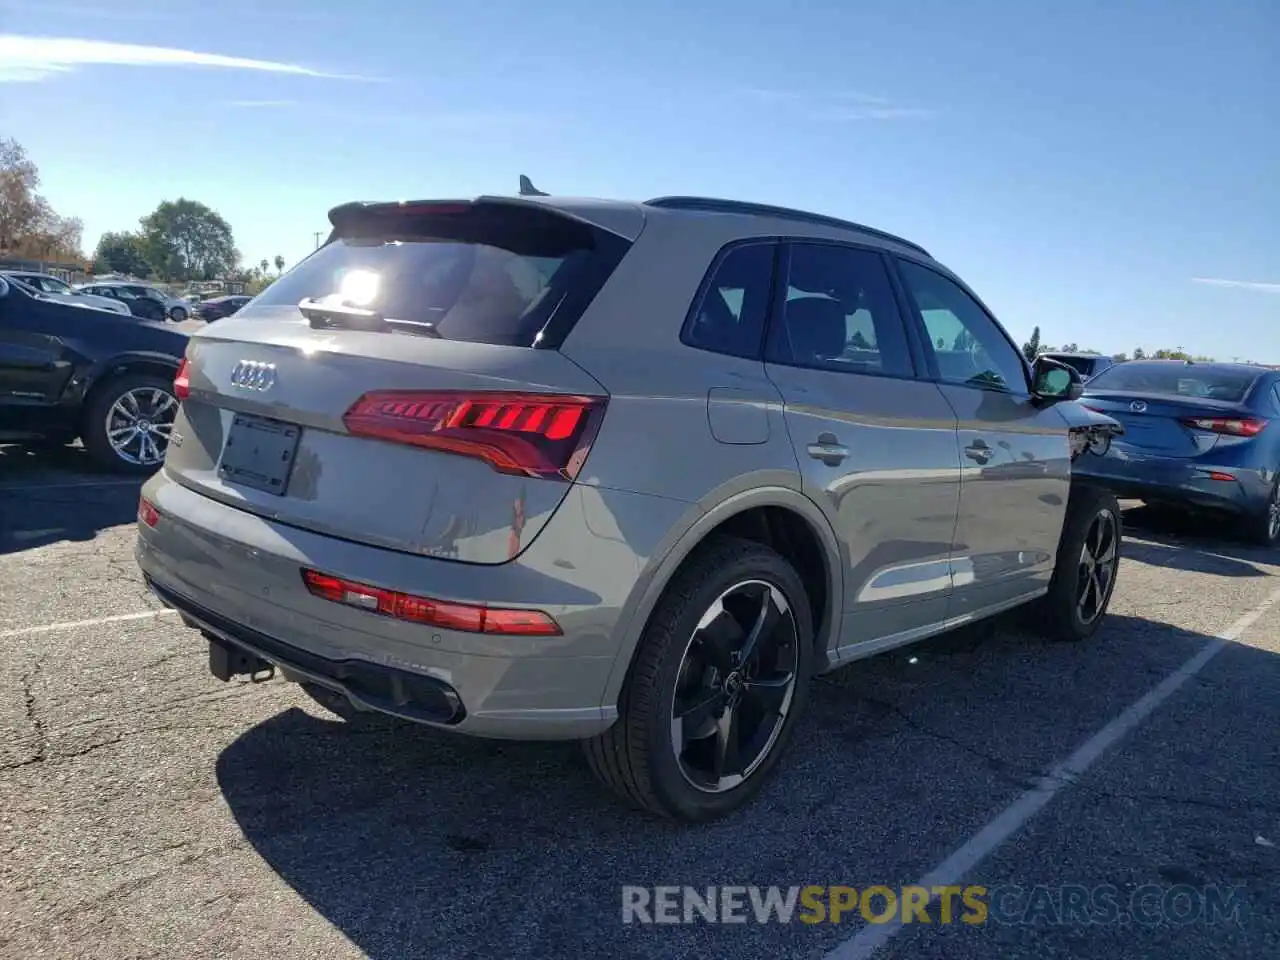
[816,679,1049,790]
[20,660,47,765]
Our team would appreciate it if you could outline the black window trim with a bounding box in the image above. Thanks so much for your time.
[889,253,1032,396]
[678,237,782,362]
[761,237,923,384]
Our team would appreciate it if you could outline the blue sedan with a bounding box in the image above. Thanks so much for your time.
[1073,360,1280,544]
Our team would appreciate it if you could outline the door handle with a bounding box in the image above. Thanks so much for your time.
[964,440,994,465]
[807,432,850,466]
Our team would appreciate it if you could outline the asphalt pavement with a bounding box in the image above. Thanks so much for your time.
[1,444,1278,960]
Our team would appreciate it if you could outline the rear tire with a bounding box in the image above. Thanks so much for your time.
[1032,484,1122,642]
[81,373,178,474]
[583,536,814,822]
[1242,477,1280,547]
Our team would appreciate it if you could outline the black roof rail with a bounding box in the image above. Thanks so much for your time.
[643,195,931,258]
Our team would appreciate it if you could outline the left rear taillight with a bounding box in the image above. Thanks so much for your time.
[1181,416,1267,437]
[301,569,561,636]
[342,391,607,481]
[173,358,190,401]
[138,497,160,528]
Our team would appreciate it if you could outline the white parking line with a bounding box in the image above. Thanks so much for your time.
[0,609,178,640]
[827,583,1280,960]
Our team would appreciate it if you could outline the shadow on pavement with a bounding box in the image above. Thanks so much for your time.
[1121,505,1275,578]
[216,612,1277,960]
[0,444,143,554]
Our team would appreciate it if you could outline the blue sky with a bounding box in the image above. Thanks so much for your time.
[3,0,1276,360]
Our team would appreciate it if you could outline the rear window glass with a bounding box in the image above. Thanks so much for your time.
[251,206,623,347]
[1086,364,1259,402]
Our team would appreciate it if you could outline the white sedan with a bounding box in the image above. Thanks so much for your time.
[2,271,132,315]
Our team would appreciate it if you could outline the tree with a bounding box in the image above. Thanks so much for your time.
[0,137,84,260]
[94,230,151,277]
[1133,347,1146,360]
[1021,326,1042,362]
[139,198,237,281]
[259,258,269,276]
[273,254,285,274]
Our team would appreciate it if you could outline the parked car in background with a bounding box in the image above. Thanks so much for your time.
[2,271,132,316]
[135,189,1125,822]
[191,294,252,321]
[1074,360,1280,544]
[1038,351,1116,383]
[0,274,188,471]
[75,281,189,323]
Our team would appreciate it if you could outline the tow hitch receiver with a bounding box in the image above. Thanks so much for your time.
[207,635,275,682]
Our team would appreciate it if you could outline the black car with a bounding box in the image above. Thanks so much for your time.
[77,282,171,323]
[192,295,252,322]
[0,274,188,473]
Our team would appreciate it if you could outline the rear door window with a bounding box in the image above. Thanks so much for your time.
[681,242,776,359]
[249,202,629,347]
[767,242,914,378]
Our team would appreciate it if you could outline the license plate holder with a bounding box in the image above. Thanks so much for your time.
[218,413,301,495]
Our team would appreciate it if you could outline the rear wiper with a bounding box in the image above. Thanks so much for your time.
[297,298,442,338]
[298,297,387,332]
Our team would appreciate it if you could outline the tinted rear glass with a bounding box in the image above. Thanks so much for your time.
[251,204,625,347]
[1086,364,1259,402]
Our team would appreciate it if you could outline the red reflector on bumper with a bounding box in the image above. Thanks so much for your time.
[138,497,160,528]
[301,569,561,636]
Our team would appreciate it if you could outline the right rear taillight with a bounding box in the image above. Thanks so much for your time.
[173,358,190,401]
[1181,416,1267,437]
[342,391,607,480]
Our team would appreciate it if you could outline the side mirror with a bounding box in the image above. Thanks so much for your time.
[1031,355,1083,403]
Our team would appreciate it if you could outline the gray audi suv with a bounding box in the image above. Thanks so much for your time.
[135,190,1124,821]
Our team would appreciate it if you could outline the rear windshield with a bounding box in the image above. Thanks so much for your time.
[251,204,625,347]
[1086,363,1259,402]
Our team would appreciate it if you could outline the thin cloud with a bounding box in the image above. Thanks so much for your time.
[1192,277,1280,294]
[0,34,383,83]
[739,86,934,120]
[223,99,297,108]
[807,105,937,121]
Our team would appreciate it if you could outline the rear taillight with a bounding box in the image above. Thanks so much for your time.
[342,391,607,480]
[1181,416,1267,437]
[138,497,160,528]
[301,569,561,636]
[173,358,190,401]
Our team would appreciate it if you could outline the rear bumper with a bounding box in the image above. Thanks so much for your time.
[135,470,688,739]
[1074,447,1271,514]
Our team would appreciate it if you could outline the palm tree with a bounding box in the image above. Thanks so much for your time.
[273,254,285,275]
[259,258,269,277]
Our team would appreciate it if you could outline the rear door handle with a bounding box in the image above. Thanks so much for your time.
[807,432,849,466]
[964,440,994,465]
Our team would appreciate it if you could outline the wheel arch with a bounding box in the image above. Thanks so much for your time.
[599,485,845,708]
[81,352,182,402]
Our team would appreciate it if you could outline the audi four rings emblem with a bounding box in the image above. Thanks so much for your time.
[1130,400,1147,413]
[229,360,277,391]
